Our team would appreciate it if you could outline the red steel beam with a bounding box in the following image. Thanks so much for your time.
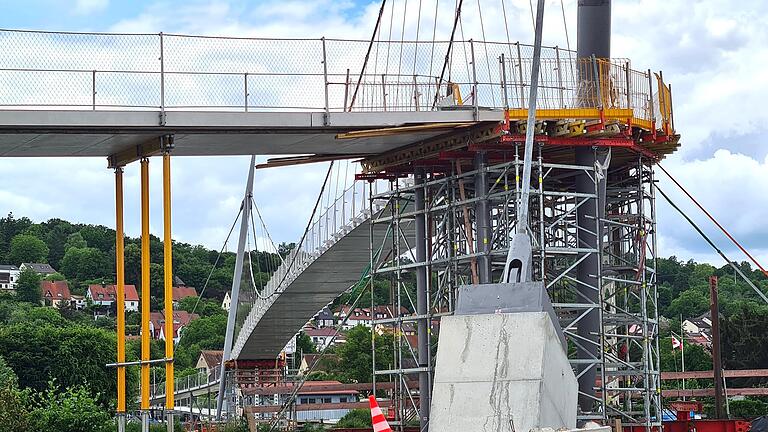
[661,369,768,380]
[245,400,394,414]
[663,388,768,398]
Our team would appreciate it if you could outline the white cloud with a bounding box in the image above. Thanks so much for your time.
[2,0,768,266]
[74,0,109,15]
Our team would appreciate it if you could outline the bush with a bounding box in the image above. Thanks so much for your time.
[29,382,112,432]
[336,408,372,428]
[729,398,768,419]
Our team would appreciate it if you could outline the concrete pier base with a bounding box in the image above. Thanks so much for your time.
[429,312,577,432]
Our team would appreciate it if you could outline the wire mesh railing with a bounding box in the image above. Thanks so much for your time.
[231,162,378,358]
[0,28,665,124]
[151,366,222,401]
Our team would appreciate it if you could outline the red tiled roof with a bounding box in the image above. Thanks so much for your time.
[88,284,139,302]
[172,286,198,301]
[149,310,199,339]
[199,350,223,368]
[40,280,71,300]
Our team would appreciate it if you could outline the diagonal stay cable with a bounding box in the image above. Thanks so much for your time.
[349,0,389,111]
[189,205,243,317]
[657,162,768,279]
[431,0,464,109]
[656,184,768,304]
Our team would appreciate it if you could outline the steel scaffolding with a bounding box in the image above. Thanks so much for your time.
[366,148,661,430]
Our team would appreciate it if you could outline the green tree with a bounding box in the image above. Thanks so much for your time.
[332,326,394,383]
[0,213,33,262]
[0,323,138,406]
[296,331,317,355]
[44,272,66,281]
[64,232,88,251]
[176,296,225,318]
[60,247,112,282]
[0,356,30,432]
[666,289,709,319]
[7,234,49,266]
[29,383,111,432]
[175,314,227,369]
[16,268,42,304]
[337,409,372,428]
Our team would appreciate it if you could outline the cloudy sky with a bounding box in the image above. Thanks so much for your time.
[0,0,767,268]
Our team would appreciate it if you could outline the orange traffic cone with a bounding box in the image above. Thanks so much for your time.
[368,395,393,432]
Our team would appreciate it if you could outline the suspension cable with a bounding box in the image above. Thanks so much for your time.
[656,185,768,304]
[431,0,464,109]
[475,0,496,107]
[413,0,424,77]
[657,162,768,279]
[189,205,242,317]
[348,0,389,111]
[427,0,439,79]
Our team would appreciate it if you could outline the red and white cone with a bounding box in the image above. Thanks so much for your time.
[368,395,393,432]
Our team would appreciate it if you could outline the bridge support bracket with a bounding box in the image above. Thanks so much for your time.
[107,134,174,169]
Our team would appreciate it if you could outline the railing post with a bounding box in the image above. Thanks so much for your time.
[343,68,350,111]
[470,39,478,120]
[244,72,249,112]
[159,32,166,126]
[92,70,97,110]
[647,68,655,124]
[352,180,357,217]
[500,55,509,109]
[516,42,525,106]
[381,74,387,111]
[591,55,602,109]
[555,46,564,108]
[413,75,420,111]
[321,37,330,126]
[624,62,631,111]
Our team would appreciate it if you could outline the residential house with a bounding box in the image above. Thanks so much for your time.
[148,310,199,344]
[40,280,71,308]
[249,380,358,423]
[313,306,334,328]
[0,264,20,293]
[336,304,409,329]
[172,286,198,306]
[221,291,232,311]
[20,263,57,276]
[305,327,346,351]
[196,350,223,379]
[682,312,712,348]
[298,354,339,376]
[70,294,86,310]
[87,284,140,312]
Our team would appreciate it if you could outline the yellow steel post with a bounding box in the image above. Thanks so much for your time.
[140,158,151,429]
[115,167,127,432]
[162,152,175,428]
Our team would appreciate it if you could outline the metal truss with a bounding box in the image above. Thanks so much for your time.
[366,148,660,431]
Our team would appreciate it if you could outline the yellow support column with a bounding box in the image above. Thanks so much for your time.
[140,158,151,431]
[115,167,127,432]
[162,152,175,431]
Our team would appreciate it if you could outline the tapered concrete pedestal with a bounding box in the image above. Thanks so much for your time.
[430,312,577,432]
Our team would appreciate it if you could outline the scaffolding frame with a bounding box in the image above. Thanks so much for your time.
[367,148,661,430]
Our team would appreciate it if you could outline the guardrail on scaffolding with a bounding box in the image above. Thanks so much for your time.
[0,29,672,131]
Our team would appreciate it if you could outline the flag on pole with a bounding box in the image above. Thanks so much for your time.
[672,335,683,350]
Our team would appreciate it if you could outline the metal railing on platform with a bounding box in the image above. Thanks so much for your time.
[0,29,668,123]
